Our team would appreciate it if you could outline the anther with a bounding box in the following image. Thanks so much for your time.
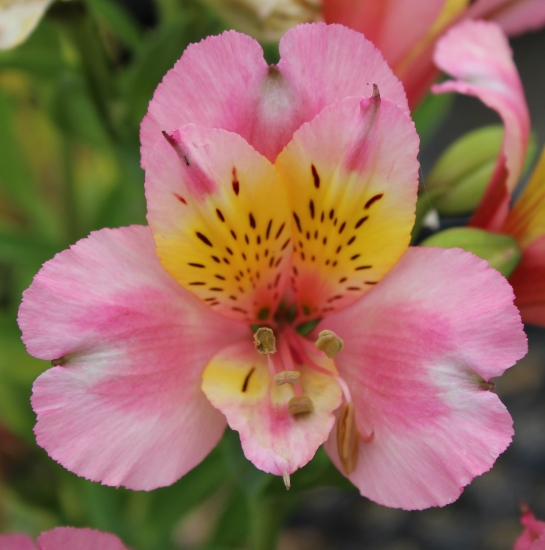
[288,395,314,415]
[274,371,300,386]
[337,402,358,475]
[315,330,344,358]
[254,327,276,354]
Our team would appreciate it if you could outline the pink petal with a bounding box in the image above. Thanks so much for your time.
[321,247,527,509]
[202,336,342,478]
[275,94,419,319]
[19,226,248,490]
[321,0,444,70]
[0,535,36,550]
[145,124,293,324]
[515,508,545,550]
[466,0,545,36]
[510,236,545,328]
[37,527,128,550]
[140,24,408,167]
[432,20,530,231]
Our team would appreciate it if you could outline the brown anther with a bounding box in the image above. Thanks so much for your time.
[254,327,276,355]
[288,395,314,415]
[337,402,359,475]
[315,330,344,358]
[274,370,300,386]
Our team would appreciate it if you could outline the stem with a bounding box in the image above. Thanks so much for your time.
[248,496,284,550]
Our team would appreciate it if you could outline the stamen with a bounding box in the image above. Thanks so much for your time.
[337,402,359,475]
[315,330,344,358]
[274,371,301,386]
[288,395,314,415]
[254,327,276,354]
[282,470,291,490]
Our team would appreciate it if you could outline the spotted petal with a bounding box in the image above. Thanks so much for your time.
[19,226,248,490]
[145,124,293,324]
[321,247,527,510]
[141,23,408,166]
[202,336,342,478]
[274,94,419,319]
[432,20,530,231]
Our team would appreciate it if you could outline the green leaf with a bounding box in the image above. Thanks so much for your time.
[86,0,143,50]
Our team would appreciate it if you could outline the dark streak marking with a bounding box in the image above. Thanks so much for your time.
[339,277,347,283]
[196,232,213,247]
[211,255,220,263]
[275,223,285,239]
[356,265,372,270]
[245,234,249,245]
[309,200,315,219]
[299,241,303,249]
[229,295,237,301]
[188,263,205,268]
[232,167,240,195]
[257,235,261,245]
[281,238,291,251]
[347,236,356,245]
[275,257,283,267]
[365,194,383,209]
[365,281,378,285]
[338,222,346,234]
[323,237,327,245]
[264,249,269,257]
[336,245,342,253]
[231,230,237,240]
[266,219,272,239]
[355,216,369,229]
[204,297,216,302]
[269,257,275,267]
[306,231,310,240]
[325,259,330,265]
[311,164,320,188]
[239,270,244,277]
[189,282,206,286]
[314,230,318,239]
[293,266,298,275]
[233,306,249,314]
[293,212,302,232]
[351,254,361,260]
[249,213,256,229]
[216,208,225,222]
[311,256,315,261]
[329,209,334,220]
[226,247,233,255]
[332,261,338,267]
[174,193,187,204]
[223,258,230,265]
[242,253,247,260]
[215,275,226,280]
[334,219,338,226]
[301,252,306,261]
[210,287,224,291]
[321,211,324,223]
[347,286,361,291]
[238,286,244,293]
[255,253,260,261]
[274,273,281,287]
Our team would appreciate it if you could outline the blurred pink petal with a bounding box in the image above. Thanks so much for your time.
[466,0,545,36]
[514,506,545,550]
[19,226,248,490]
[140,23,407,167]
[433,20,530,231]
[322,247,527,509]
[37,527,128,550]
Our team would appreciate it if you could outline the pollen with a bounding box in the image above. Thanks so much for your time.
[315,330,344,358]
[254,327,276,354]
[288,395,314,415]
[274,370,300,386]
[337,402,358,475]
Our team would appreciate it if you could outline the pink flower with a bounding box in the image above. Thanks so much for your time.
[19,24,527,510]
[322,0,545,107]
[514,505,545,550]
[0,527,129,550]
[433,20,545,327]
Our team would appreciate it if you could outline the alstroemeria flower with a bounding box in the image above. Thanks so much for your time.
[20,24,527,510]
[322,0,545,107]
[433,21,545,327]
[515,505,545,550]
[0,0,54,50]
[0,527,129,550]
